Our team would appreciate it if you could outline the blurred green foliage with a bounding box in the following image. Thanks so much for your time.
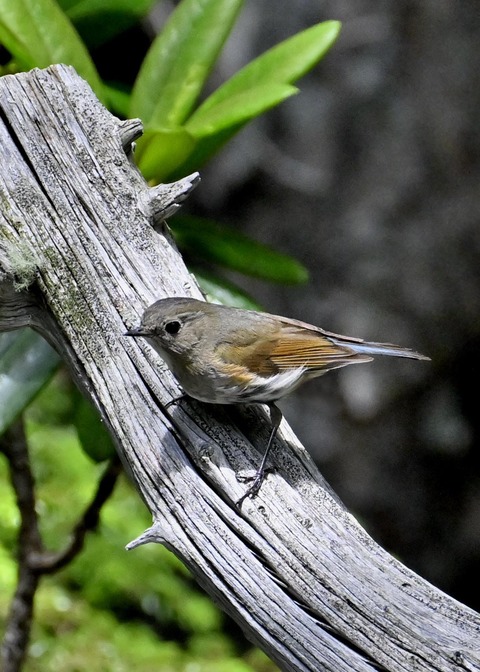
[0,373,278,671]
[0,0,340,668]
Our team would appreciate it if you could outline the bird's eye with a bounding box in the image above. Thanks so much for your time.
[164,320,181,335]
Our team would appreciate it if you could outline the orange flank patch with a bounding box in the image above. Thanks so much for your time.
[220,362,256,385]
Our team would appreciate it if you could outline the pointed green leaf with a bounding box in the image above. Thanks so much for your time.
[135,127,196,182]
[169,20,341,176]
[0,330,60,435]
[0,0,104,101]
[192,20,340,120]
[171,215,309,284]
[130,0,243,127]
[165,123,243,181]
[103,81,131,118]
[185,83,297,137]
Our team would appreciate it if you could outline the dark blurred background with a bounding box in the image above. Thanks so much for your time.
[101,0,480,611]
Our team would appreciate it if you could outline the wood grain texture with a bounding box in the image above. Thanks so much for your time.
[0,65,478,672]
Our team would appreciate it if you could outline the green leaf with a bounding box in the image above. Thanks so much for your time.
[72,388,115,462]
[60,0,157,49]
[135,127,196,182]
[138,85,297,181]
[170,20,341,175]
[103,81,132,118]
[165,123,244,181]
[185,83,297,137]
[0,0,104,101]
[0,330,60,435]
[170,215,309,284]
[192,268,262,309]
[130,0,243,127]
[191,20,341,120]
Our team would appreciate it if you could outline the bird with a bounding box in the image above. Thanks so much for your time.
[126,297,429,505]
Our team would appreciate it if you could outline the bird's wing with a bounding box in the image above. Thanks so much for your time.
[261,326,372,373]
[216,322,371,376]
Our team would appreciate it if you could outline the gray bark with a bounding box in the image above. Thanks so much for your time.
[0,65,478,672]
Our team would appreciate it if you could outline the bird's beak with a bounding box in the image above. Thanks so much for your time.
[124,327,149,337]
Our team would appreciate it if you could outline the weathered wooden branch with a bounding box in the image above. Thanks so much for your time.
[0,65,478,672]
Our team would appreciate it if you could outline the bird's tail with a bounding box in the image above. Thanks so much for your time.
[330,338,430,361]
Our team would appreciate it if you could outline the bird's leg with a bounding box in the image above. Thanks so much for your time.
[236,402,283,508]
[164,393,187,410]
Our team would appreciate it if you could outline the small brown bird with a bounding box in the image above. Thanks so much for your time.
[126,297,429,505]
